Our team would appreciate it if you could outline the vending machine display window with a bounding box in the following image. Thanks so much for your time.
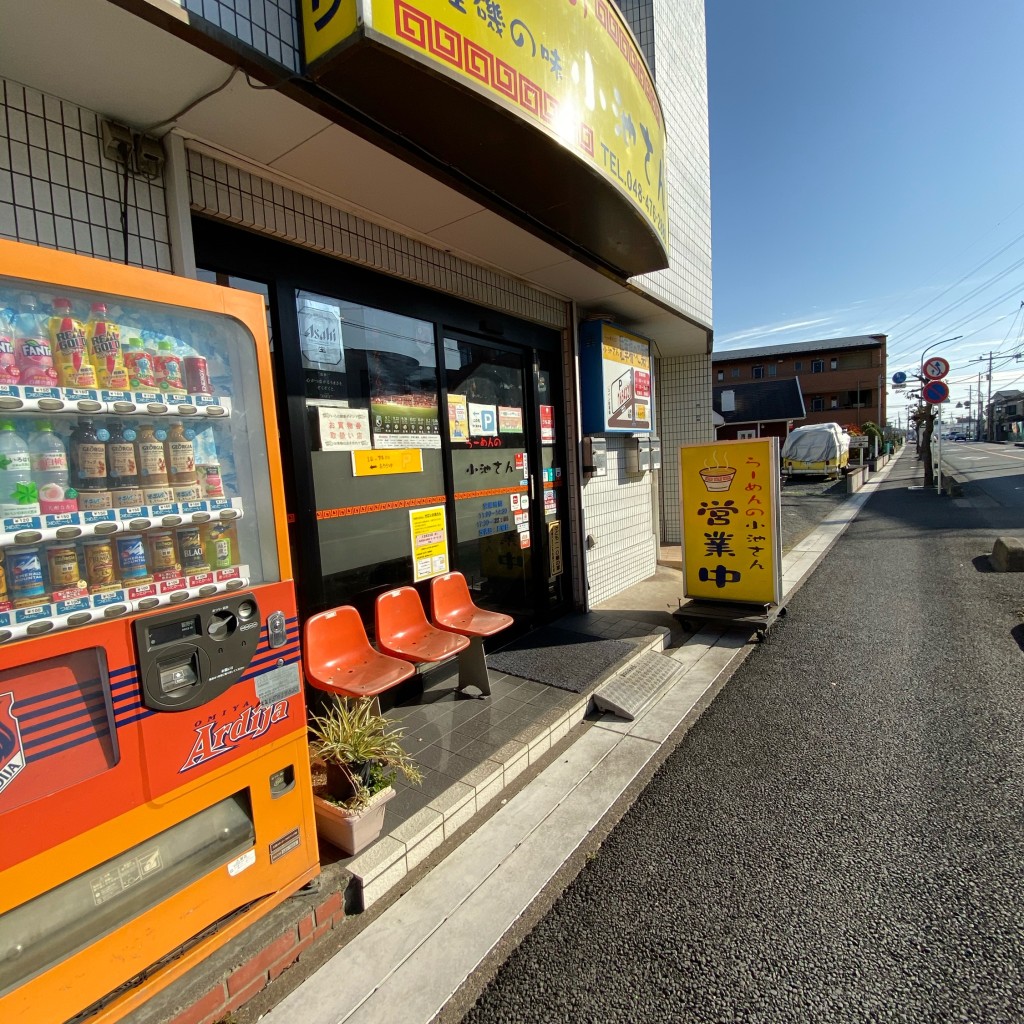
[0,278,281,644]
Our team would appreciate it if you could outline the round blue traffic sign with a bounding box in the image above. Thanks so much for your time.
[892,371,907,385]
[922,379,949,404]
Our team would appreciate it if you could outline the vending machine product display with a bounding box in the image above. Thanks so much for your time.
[0,240,319,1024]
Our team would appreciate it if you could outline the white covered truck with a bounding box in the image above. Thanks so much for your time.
[781,423,851,479]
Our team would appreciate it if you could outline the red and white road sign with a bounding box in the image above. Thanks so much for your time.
[922,356,950,380]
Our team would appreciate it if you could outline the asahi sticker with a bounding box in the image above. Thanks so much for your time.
[298,296,344,368]
[179,699,290,772]
[0,692,25,796]
[227,848,257,877]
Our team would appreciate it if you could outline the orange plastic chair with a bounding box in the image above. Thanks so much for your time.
[304,606,415,698]
[430,572,513,697]
[375,586,470,681]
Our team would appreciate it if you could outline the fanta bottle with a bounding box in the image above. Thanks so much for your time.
[14,297,58,387]
[0,309,20,386]
[49,298,98,389]
[85,302,130,390]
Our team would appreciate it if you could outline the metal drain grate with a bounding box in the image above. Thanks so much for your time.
[592,651,683,720]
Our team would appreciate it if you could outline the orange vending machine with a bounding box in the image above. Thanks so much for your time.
[0,240,319,1024]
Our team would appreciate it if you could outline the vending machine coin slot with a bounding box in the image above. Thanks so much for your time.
[135,595,262,712]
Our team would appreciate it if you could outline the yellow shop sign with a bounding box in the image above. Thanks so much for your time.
[307,0,668,249]
[679,439,783,606]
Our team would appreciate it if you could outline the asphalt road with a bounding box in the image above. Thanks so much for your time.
[460,453,1024,1023]
[937,442,1024,527]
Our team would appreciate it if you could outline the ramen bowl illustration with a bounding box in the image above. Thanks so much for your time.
[698,466,737,492]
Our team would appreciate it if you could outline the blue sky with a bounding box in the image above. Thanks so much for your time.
[705,0,1024,413]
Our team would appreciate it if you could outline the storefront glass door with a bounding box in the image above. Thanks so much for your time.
[445,337,535,616]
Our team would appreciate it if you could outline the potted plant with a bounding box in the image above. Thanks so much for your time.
[308,697,423,856]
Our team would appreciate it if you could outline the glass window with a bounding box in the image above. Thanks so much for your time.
[768,365,777,377]
[830,397,839,409]
[794,361,802,371]
[731,367,740,379]
[752,365,764,379]
[294,291,443,615]
[812,397,824,411]
[716,370,724,382]
[830,358,838,370]
[812,360,824,373]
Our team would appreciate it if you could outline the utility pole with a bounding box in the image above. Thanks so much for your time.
[977,372,983,441]
[987,351,994,442]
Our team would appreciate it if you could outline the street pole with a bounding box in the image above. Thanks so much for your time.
[987,351,994,441]
[937,402,942,494]
[977,372,983,441]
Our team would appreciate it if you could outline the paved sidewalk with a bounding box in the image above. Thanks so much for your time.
[260,452,904,1024]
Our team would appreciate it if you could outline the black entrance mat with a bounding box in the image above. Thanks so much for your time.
[487,627,635,693]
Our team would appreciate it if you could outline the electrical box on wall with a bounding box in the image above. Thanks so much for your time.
[626,435,651,473]
[582,435,607,477]
[649,436,662,470]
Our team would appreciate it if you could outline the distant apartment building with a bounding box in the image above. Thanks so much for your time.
[712,335,888,430]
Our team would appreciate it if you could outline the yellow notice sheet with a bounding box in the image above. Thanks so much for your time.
[409,504,449,582]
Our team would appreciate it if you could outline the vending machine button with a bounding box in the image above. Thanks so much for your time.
[94,523,119,535]
[146,403,168,414]
[129,519,151,531]
[66,611,93,626]
[14,530,43,544]
[161,515,183,527]
[103,604,128,618]
[0,629,11,643]
[138,597,161,610]
[219,509,239,520]
[169,590,191,604]
[27,620,55,635]
[225,579,245,591]
[112,402,137,413]
[191,512,211,524]
[38,398,65,412]
[0,396,24,410]
[55,526,84,539]
[76,400,103,412]
[198,584,218,597]
[177,405,198,416]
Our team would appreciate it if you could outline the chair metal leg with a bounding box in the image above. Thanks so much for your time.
[456,636,491,697]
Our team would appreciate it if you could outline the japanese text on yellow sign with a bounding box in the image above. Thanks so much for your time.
[359,0,667,247]
[301,0,361,63]
[351,448,424,476]
[679,439,782,605]
[410,504,449,581]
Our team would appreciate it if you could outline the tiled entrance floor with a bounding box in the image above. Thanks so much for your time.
[337,610,673,907]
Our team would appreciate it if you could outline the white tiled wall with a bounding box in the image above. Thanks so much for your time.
[657,353,714,544]
[616,0,712,329]
[581,435,657,606]
[0,78,172,271]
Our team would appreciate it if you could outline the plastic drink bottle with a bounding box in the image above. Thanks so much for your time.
[124,337,157,390]
[49,298,98,388]
[29,421,77,514]
[0,420,41,518]
[106,420,143,506]
[85,303,130,390]
[156,339,187,396]
[0,309,20,385]
[69,418,111,510]
[14,297,58,387]
[166,421,196,485]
